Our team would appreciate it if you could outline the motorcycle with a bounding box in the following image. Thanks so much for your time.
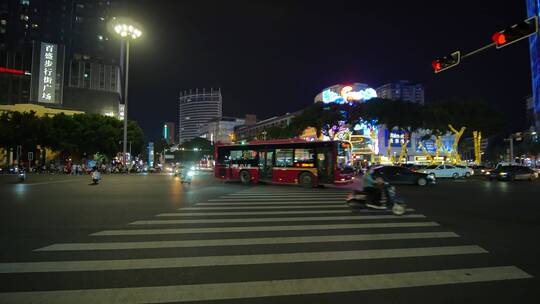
[18,170,26,182]
[346,183,406,215]
[91,170,101,185]
[181,169,195,184]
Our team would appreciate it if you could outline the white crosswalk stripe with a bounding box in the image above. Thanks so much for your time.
[157,210,356,216]
[0,266,531,303]
[208,198,346,201]
[35,232,460,251]
[91,221,439,236]
[0,185,532,303]
[0,245,486,273]
[129,214,427,225]
[198,201,346,206]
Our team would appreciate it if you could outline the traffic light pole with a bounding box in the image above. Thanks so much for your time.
[461,42,496,60]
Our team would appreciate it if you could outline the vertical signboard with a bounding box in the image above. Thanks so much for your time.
[38,43,57,103]
[118,104,125,120]
[148,142,154,167]
[527,0,540,129]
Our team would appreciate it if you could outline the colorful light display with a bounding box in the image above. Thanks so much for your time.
[320,83,377,104]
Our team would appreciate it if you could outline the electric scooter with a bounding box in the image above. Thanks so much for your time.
[91,170,101,185]
[346,183,406,215]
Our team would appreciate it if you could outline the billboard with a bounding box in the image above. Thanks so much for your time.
[320,83,377,104]
[38,43,58,103]
[527,0,540,129]
[384,129,411,148]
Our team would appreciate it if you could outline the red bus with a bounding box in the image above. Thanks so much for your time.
[214,139,354,187]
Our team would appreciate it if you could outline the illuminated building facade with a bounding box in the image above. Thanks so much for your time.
[313,83,454,163]
[0,1,124,117]
[314,83,377,104]
[376,80,425,105]
[179,88,222,143]
[527,0,540,129]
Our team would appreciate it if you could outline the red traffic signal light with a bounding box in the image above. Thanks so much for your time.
[432,51,461,73]
[491,32,507,45]
[492,16,538,49]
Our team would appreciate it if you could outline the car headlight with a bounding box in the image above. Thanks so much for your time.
[187,170,195,177]
[499,172,507,176]
[427,175,435,180]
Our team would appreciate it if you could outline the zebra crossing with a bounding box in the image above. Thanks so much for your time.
[0,186,532,303]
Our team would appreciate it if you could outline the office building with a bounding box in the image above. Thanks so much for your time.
[179,88,222,143]
[235,111,300,141]
[163,122,175,145]
[376,80,425,105]
[200,116,245,144]
[0,0,124,117]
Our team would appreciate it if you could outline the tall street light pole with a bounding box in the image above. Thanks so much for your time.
[110,18,142,164]
[123,38,130,164]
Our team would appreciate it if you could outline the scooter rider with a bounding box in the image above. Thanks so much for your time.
[363,166,384,208]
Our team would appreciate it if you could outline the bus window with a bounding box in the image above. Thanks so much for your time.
[275,149,293,167]
[337,142,352,169]
[293,148,315,168]
[230,150,258,166]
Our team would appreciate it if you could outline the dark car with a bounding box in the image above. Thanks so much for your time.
[373,166,435,186]
[488,166,539,181]
[470,165,490,176]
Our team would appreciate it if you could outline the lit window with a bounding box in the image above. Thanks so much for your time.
[21,0,30,5]
[0,19,6,25]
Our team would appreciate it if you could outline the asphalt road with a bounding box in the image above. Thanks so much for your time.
[0,172,538,303]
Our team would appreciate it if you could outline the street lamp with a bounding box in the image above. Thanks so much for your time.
[110,17,142,164]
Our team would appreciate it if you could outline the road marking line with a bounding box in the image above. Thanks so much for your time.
[91,222,439,236]
[1,245,485,273]
[129,214,427,225]
[0,266,530,303]
[181,205,348,210]
[157,210,353,216]
[197,201,347,206]
[179,206,415,212]
[224,193,348,196]
[159,209,417,217]
[208,198,350,202]
[35,232,457,251]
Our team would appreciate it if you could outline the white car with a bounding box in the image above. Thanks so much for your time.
[418,164,471,179]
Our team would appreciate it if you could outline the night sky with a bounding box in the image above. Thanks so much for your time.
[123,0,530,141]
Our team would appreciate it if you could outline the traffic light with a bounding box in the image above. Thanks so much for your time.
[492,16,538,49]
[432,51,461,73]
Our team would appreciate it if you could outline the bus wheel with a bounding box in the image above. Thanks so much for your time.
[239,170,251,185]
[299,172,314,188]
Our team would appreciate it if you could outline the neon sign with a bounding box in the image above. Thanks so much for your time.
[322,85,377,104]
[0,67,25,75]
[38,43,57,103]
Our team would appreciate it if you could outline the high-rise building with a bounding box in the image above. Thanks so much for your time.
[178,88,222,143]
[163,122,175,145]
[376,80,425,105]
[0,0,124,117]
[527,0,540,129]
